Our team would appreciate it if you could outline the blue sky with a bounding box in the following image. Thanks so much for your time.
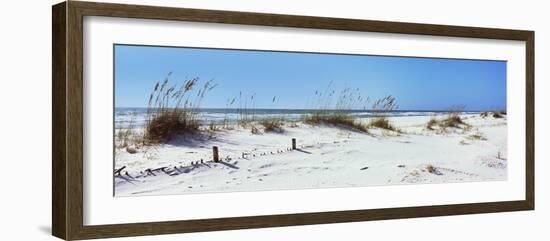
[114,44,506,111]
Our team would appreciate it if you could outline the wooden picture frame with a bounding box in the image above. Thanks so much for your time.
[52,1,534,240]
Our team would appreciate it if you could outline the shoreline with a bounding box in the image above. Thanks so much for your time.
[114,109,489,129]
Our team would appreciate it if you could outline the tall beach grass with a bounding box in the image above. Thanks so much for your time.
[302,84,399,132]
[144,73,217,143]
[426,105,471,131]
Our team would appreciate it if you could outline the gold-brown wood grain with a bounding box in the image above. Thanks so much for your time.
[52,1,535,240]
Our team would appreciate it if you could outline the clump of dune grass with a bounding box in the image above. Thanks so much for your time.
[440,114,466,128]
[260,117,284,133]
[426,106,470,131]
[482,110,505,119]
[430,115,468,129]
[425,164,437,174]
[426,117,438,130]
[208,121,220,132]
[303,83,369,132]
[116,126,135,148]
[223,97,237,129]
[467,132,487,141]
[304,111,369,132]
[366,95,399,131]
[261,96,287,132]
[492,111,504,118]
[145,111,199,143]
[117,128,140,149]
[250,125,259,134]
[303,83,398,133]
[367,117,397,131]
[115,115,144,149]
[144,72,217,143]
[234,92,259,127]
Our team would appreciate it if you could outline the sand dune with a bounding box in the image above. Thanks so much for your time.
[114,114,507,196]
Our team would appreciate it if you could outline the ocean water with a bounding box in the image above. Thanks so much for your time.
[114,107,478,129]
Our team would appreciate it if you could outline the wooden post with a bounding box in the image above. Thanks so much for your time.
[213,146,219,162]
[292,138,296,150]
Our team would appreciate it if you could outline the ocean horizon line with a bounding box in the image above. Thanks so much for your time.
[114,107,499,113]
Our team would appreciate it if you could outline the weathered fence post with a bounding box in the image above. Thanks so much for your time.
[213,146,219,162]
[292,138,296,150]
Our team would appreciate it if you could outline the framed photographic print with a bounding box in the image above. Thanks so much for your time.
[52,1,534,240]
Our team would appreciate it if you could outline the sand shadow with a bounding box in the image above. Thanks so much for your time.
[167,132,216,147]
[310,123,376,137]
[166,132,246,148]
[263,127,285,134]
[218,161,239,169]
[296,148,312,154]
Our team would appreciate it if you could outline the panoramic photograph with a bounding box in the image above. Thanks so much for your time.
[113,44,507,197]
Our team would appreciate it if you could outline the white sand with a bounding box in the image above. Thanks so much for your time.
[114,114,507,196]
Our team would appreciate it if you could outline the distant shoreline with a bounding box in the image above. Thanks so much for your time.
[114,109,485,129]
[115,107,494,113]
